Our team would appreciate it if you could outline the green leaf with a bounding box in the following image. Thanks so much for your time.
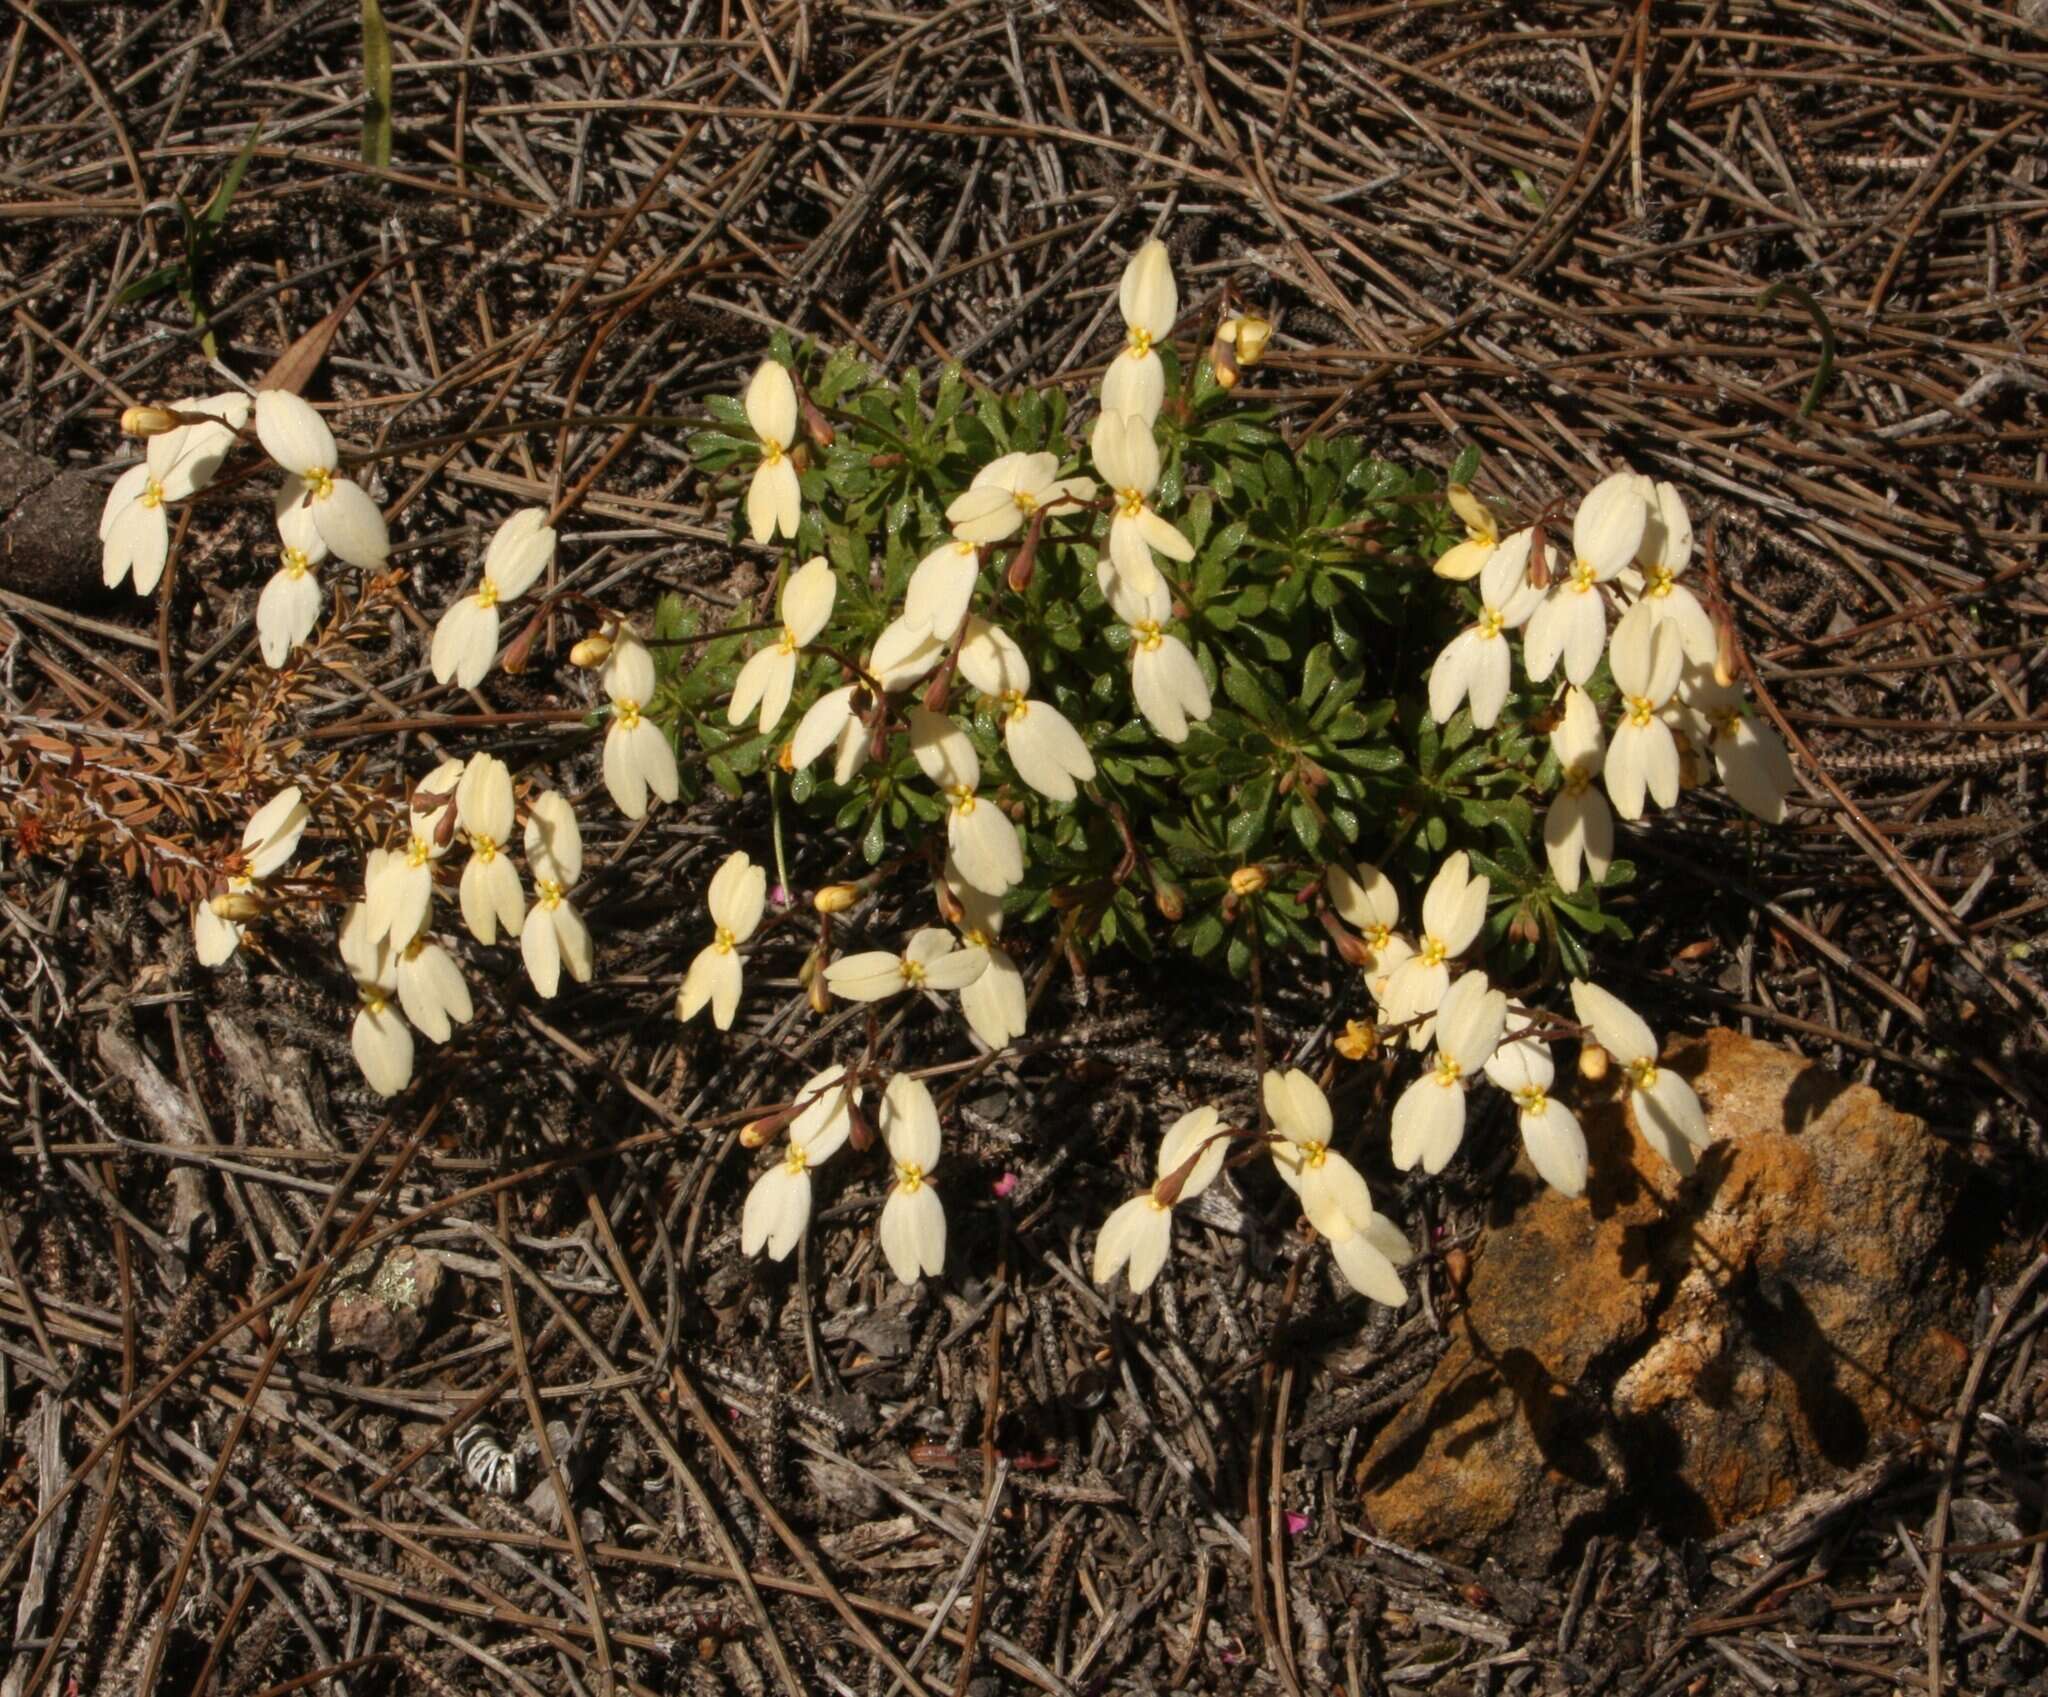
[1226,773,1276,856]
[360,0,394,167]
[201,124,263,234]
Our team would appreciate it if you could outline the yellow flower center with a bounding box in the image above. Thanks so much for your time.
[471,833,498,862]
[776,626,800,655]
[783,1146,809,1176]
[1433,1053,1463,1087]
[476,578,500,610]
[1117,488,1146,518]
[1126,328,1153,358]
[405,834,433,868]
[964,927,995,949]
[1644,565,1675,599]
[901,956,928,986]
[1001,691,1029,723]
[282,546,311,579]
[1419,936,1447,967]
[1563,763,1595,795]
[140,477,165,510]
[228,873,255,895]
[1569,558,1597,593]
[615,698,643,729]
[1365,922,1391,951]
[1145,1191,1170,1212]
[1516,1084,1549,1117]
[1624,694,1656,728]
[1627,1057,1658,1091]
[713,926,737,954]
[360,986,388,1015]
[948,784,977,816]
[1300,1140,1328,1169]
[304,466,334,502]
[1476,606,1504,640]
[1710,708,1742,742]
[1132,620,1163,652]
[538,879,565,911]
[403,936,427,962]
[762,438,785,465]
[1012,489,1038,514]
[896,1162,925,1192]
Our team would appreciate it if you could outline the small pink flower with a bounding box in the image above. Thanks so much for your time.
[992,1170,1018,1198]
[769,883,790,909]
[1285,1510,1311,1537]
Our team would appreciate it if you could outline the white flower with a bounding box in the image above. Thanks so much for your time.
[902,538,981,639]
[1389,970,1507,1174]
[824,925,987,1003]
[1522,471,1649,686]
[948,873,1028,1050]
[1483,1015,1588,1197]
[744,361,802,545]
[101,392,250,596]
[1093,1105,1229,1294]
[430,508,557,689]
[1632,481,1715,665]
[1108,571,1210,744]
[1428,529,1546,728]
[1323,861,1401,970]
[730,555,836,733]
[741,1065,860,1260]
[868,614,949,692]
[677,850,767,1030]
[366,757,464,948]
[1543,686,1614,894]
[601,625,679,820]
[1264,1068,1411,1305]
[1432,484,1501,582]
[958,619,1096,803]
[1090,410,1193,599]
[520,792,592,998]
[455,755,525,945]
[1570,980,1710,1175]
[1604,601,1684,821]
[191,785,309,966]
[395,934,473,1044]
[255,391,390,568]
[791,684,870,785]
[945,452,1096,545]
[339,890,414,1097]
[878,1075,946,1282]
[1100,239,1177,423]
[1676,669,1796,824]
[908,708,1024,895]
[1377,851,1489,1045]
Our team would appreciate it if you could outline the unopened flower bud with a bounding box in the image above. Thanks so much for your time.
[1714,614,1740,688]
[1210,331,1242,391]
[1229,864,1268,897]
[808,970,832,1015]
[121,405,180,438]
[800,391,835,450]
[499,608,544,675]
[846,1099,875,1154]
[814,882,860,915]
[739,1116,779,1149]
[1579,1042,1611,1083]
[210,890,264,921]
[1319,909,1373,969]
[1152,878,1186,923]
[932,878,965,928]
[569,633,613,668]
[777,740,795,774]
[1232,314,1274,365]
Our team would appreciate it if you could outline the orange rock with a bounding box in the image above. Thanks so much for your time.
[1357,1029,1975,1569]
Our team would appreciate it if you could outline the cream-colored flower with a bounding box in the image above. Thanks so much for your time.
[1100,239,1177,422]
[1323,861,1401,972]
[902,537,981,640]
[1570,980,1710,1174]
[1107,570,1210,744]
[455,754,525,945]
[1523,471,1650,687]
[1377,851,1489,1045]
[1604,601,1684,821]
[945,452,1097,546]
[1093,1105,1229,1294]
[520,792,592,998]
[868,614,949,693]
[1675,668,1796,824]
[1265,1068,1411,1305]
[1543,686,1614,894]
[744,361,802,545]
[395,933,473,1044]
[1389,970,1507,1174]
[256,390,390,568]
[339,888,413,1097]
[677,850,767,1030]
[826,924,987,1004]
[878,1075,946,1282]
[1432,484,1501,582]
[947,872,1028,1050]
[730,555,836,733]
[957,619,1096,803]
[191,786,309,966]
[741,1065,859,1260]
[1090,410,1193,600]
[430,508,556,689]
[601,625,679,820]
[101,392,251,596]
[1482,1014,1587,1197]
[908,708,1024,895]
[1631,481,1715,665]
[1428,528,1547,729]
[366,757,464,948]
[790,684,871,785]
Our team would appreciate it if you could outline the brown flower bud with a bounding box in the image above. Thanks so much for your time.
[1151,878,1186,923]
[800,391,835,449]
[210,890,264,921]
[738,1116,780,1149]
[120,405,180,438]
[1229,864,1269,897]
[813,882,860,915]
[499,608,544,675]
